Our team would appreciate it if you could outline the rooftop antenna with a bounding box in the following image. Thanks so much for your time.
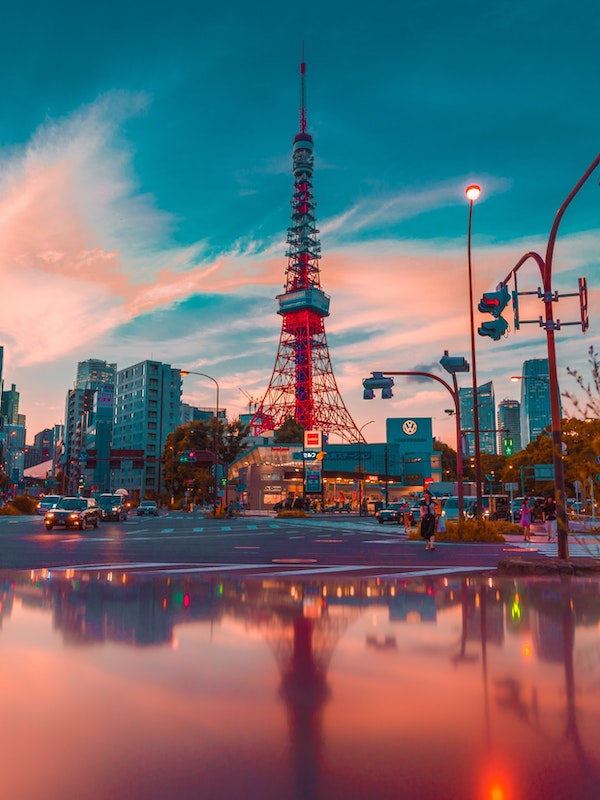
[300,44,307,134]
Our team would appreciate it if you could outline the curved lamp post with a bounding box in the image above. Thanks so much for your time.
[500,152,600,559]
[180,370,220,516]
[364,369,465,520]
[465,184,483,519]
[357,420,374,516]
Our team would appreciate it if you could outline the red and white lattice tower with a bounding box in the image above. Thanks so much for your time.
[251,60,362,443]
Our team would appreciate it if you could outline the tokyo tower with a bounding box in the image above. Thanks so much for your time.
[251,59,362,443]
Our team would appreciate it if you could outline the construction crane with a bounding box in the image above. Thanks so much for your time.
[239,388,261,414]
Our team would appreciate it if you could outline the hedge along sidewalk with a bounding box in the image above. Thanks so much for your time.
[407,518,515,543]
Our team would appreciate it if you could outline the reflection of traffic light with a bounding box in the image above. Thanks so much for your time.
[502,437,514,456]
[478,284,510,341]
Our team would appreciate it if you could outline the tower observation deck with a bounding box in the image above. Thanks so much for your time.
[251,60,362,442]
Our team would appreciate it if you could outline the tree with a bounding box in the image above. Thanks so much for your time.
[162,417,250,504]
[273,417,305,444]
[433,439,457,481]
[564,345,600,418]
[499,418,600,499]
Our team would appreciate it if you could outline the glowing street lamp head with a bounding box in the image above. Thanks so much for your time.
[465,184,481,202]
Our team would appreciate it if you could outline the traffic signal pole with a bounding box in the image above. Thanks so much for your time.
[497,153,600,560]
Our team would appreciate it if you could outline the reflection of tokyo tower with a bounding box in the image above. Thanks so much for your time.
[251,59,362,442]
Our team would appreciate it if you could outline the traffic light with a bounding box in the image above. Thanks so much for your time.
[502,437,514,456]
[478,283,510,341]
[478,284,510,317]
[478,318,509,340]
[179,450,197,463]
[439,352,469,374]
[363,372,394,399]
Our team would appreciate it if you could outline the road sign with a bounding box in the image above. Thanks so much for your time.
[304,430,322,449]
[534,464,554,480]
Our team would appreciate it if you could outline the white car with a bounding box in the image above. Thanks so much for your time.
[36,495,63,515]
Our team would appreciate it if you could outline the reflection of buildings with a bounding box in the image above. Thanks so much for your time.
[0,578,15,629]
[4,569,599,794]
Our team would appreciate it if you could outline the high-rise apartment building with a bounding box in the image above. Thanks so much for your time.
[519,358,557,446]
[497,399,522,454]
[62,388,96,492]
[76,359,117,390]
[59,360,117,492]
[1,383,20,425]
[459,381,497,455]
[112,361,182,497]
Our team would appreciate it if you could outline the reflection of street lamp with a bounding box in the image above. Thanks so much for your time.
[357,421,374,516]
[180,370,220,517]
[465,184,483,519]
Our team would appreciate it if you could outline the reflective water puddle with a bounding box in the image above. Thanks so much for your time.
[1,569,599,799]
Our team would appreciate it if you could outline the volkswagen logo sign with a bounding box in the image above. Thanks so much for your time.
[402,419,418,436]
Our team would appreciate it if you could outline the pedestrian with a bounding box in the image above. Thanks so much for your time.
[402,500,412,534]
[542,494,557,542]
[520,496,532,542]
[420,490,436,551]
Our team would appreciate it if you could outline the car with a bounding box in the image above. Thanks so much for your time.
[137,500,159,516]
[376,502,405,525]
[323,502,351,513]
[510,496,545,522]
[44,496,101,531]
[36,495,62,515]
[97,494,129,521]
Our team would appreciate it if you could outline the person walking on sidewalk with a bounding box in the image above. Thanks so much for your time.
[520,496,532,542]
[420,490,436,550]
[542,495,557,542]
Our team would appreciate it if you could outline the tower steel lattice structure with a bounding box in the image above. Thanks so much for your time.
[251,60,362,443]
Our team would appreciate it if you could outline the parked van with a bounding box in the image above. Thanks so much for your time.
[442,496,475,521]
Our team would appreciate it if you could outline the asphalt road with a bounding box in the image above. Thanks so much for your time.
[3,511,597,578]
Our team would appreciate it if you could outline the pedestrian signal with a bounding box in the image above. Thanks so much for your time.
[502,437,514,456]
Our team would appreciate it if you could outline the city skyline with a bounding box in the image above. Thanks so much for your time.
[0,1,598,444]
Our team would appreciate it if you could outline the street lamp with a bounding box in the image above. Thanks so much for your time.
[465,184,483,519]
[357,420,374,516]
[363,360,467,520]
[180,370,220,516]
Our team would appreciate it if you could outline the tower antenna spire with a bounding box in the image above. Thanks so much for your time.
[300,46,307,134]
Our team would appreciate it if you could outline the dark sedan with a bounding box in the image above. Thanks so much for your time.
[44,497,101,531]
[376,503,402,524]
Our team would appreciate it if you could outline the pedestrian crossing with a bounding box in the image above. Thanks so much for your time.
[513,539,600,558]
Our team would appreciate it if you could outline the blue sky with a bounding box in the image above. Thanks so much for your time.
[1,0,598,445]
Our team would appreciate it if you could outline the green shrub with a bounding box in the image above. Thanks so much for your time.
[0,495,38,515]
[408,518,507,543]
